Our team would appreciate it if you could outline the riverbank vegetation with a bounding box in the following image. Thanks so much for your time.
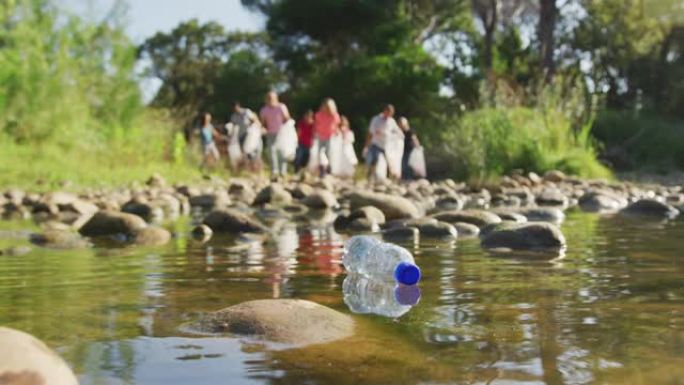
[1,0,683,187]
[0,0,201,188]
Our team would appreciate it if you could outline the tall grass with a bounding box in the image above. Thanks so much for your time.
[592,110,684,172]
[426,74,611,183]
[434,106,611,183]
[0,0,198,189]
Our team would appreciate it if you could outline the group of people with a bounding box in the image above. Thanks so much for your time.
[198,91,425,181]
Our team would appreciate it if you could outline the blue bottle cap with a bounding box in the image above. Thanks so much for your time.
[394,262,421,286]
[395,284,421,306]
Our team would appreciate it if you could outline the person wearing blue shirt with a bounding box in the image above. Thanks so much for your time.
[200,112,220,171]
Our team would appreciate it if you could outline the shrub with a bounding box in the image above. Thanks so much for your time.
[434,107,611,182]
[591,110,684,171]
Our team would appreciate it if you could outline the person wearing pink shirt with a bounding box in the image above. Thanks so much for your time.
[314,98,341,177]
[259,91,291,177]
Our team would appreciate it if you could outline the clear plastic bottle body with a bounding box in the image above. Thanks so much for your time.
[343,236,420,285]
[342,273,420,318]
[342,236,380,271]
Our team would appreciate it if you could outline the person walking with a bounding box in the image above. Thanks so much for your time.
[399,117,421,180]
[199,112,220,172]
[230,101,260,171]
[314,98,341,177]
[294,109,314,173]
[259,91,291,178]
[363,104,402,181]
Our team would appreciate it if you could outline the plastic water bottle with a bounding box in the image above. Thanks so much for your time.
[343,235,421,285]
[343,273,421,318]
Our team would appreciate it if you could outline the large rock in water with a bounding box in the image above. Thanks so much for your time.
[519,207,565,223]
[132,227,171,246]
[301,189,338,209]
[187,299,354,346]
[0,327,79,385]
[481,222,566,251]
[78,210,147,237]
[253,184,293,206]
[579,191,627,213]
[202,208,268,233]
[346,191,420,220]
[620,199,680,219]
[432,210,501,228]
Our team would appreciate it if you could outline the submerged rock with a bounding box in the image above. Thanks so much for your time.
[490,209,528,223]
[432,210,501,228]
[189,192,232,210]
[187,299,354,346]
[481,222,566,251]
[253,184,293,206]
[382,226,419,243]
[451,222,480,237]
[0,245,32,256]
[30,230,90,249]
[0,327,79,385]
[122,199,164,223]
[434,195,464,211]
[78,210,147,237]
[350,206,386,225]
[519,207,565,223]
[346,217,380,232]
[202,209,268,233]
[413,220,458,239]
[579,191,627,213]
[620,199,680,219]
[301,189,338,209]
[132,227,171,246]
[535,189,569,207]
[346,191,420,220]
[191,224,213,242]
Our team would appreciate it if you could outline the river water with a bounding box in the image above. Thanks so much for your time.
[0,210,682,384]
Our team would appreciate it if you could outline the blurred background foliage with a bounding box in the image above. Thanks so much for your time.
[1,0,683,185]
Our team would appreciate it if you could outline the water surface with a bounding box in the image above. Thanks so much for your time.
[0,211,682,384]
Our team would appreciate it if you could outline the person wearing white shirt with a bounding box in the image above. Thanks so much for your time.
[363,104,403,179]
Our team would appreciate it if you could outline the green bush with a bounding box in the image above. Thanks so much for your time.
[591,110,684,172]
[0,0,201,188]
[435,107,612,182]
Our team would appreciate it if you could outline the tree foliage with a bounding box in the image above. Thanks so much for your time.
[0,0,142,144]
[138,20,282,122]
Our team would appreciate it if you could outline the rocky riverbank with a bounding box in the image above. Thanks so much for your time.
[0,170,681,257]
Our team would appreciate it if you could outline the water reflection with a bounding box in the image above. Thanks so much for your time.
[0,212,683,384]
[342,273,421,318]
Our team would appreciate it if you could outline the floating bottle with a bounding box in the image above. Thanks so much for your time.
[343,235,421,285]
[343,273,421,318]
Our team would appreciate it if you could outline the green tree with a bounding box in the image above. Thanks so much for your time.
[138,20,281,123]
[0,0,142,143]
[241,0,455,136]
[573,0,684,117]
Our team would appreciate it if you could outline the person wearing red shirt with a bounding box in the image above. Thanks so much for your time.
[314,98,341,177]
[295,110,314,172]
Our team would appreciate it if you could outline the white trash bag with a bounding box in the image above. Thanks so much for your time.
[328,133,343,175]
[374,153,388,181]
[333,131,357,177]
[307,139,320,172]
[384,130,404,179]
[276,119,298,161]
[225,123,243,167]
[243,123,262,156]
[408,146,427,178]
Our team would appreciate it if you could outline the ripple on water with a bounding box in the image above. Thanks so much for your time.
[0,211,682,384]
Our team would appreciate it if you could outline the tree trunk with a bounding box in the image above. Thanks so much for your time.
[538,0,557,82]
[473,0,499,103]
